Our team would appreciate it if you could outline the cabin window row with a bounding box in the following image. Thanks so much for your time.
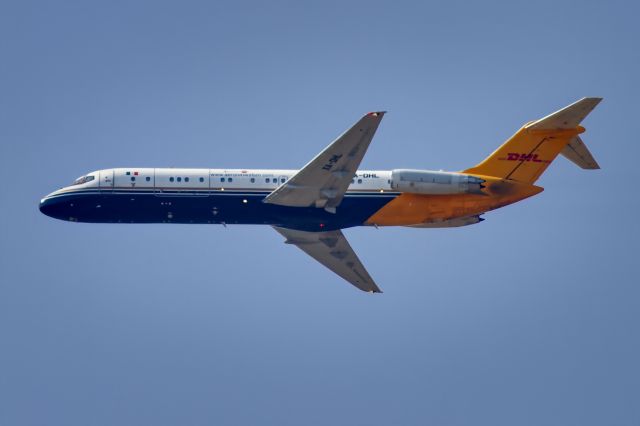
[219,177,287,183]
[129,176,152,182]
[124,175,382,185]
[168,177,206,183]
[125,176,289,184]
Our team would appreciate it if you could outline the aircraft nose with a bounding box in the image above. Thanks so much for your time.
[39,194,64,219]
[39,196,53,217]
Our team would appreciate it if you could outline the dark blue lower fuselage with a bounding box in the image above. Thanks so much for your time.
[39,189,399,231]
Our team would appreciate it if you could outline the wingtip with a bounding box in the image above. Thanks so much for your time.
[583,97,603,105]
[367,284,383,293]
[367,111,386,117]
[587,161,601,170]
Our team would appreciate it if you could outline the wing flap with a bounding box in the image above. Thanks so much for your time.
[273,226,381,293]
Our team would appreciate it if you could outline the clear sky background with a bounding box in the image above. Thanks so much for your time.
[1,1,639,425]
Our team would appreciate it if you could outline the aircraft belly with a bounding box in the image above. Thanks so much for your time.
[42,190,398,231]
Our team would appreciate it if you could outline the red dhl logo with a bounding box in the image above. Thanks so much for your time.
[499,153,550,163]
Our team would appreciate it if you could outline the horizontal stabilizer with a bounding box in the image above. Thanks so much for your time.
[526,97,602,130]
[561,136,600,169]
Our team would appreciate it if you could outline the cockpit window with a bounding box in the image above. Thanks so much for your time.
[71,175,95,186]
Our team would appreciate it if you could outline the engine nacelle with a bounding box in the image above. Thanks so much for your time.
[390,169,485,195]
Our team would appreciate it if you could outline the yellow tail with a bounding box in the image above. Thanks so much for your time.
[464,98,602,183]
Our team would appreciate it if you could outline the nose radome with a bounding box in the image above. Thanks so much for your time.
[39,196,52,216]
[39,194,63,219]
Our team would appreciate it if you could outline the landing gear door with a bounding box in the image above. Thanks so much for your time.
[99,169,114,191]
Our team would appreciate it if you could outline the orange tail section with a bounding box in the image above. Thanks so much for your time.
[464,98,602,183]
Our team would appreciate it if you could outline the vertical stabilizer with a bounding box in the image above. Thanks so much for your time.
[464,98,602,183]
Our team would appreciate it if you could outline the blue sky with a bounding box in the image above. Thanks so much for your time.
[1,1,639,425]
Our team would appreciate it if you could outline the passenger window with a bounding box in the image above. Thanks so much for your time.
[228,178,233,182]
[221,178,225,182]
[177,177,182,182]
[199,177,204,182]
[146,177,151,182]
[281,178,285,183]
[250,178,255,183]
[265,178,270,183]
[358,179,363,184]
[185,177,189,182]
[169,177,174,182]
[131,177,136,182]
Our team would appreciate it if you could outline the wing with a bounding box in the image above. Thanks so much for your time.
[263,112,385,213]
[273,226,381,293]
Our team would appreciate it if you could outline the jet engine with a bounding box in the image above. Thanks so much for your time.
[390,169,485,195]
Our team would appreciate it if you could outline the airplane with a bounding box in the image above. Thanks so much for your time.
[40,98,602,293]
